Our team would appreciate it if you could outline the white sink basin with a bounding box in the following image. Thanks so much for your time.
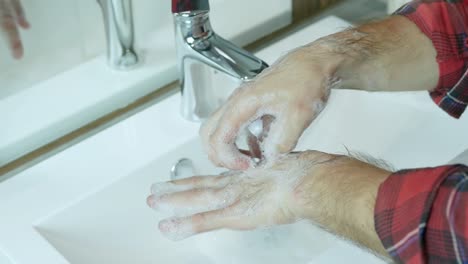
[34,139,339,264]
[1,16,468,264]
[33,88,468,264]
[34,139,218,264]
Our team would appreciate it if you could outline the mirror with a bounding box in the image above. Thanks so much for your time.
[0,0,294,172]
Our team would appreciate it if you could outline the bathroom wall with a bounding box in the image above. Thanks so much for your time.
[0,0,292,99]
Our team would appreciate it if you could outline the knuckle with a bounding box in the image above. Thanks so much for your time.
[207,138,222,160]
[291,183,314,216]
[277,142,295,154]
[213,187,230,199]
[208,130,220,146]
[212,188,223,197]
[195,212,208,223]
[207,150,222,167]
[199,119,214,138]
[189,176,203,185]
[190,176,207,187]
[192,213,208,232]
[295,100,312,113]
[216,186,238,203]
[205,188,219,199]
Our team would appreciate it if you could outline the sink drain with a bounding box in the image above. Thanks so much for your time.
[170,158,195,180]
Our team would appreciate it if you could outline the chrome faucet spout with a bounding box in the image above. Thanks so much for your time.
[97,0,139,70]
[173,0,269,121]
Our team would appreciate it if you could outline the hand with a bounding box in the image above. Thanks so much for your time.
[0,0,29,59]
[199,50,342,170]
[147,150,391,256]
[146,151,342,241]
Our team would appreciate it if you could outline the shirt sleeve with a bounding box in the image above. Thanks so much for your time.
[394,0,468,118]
[374,165,468,263]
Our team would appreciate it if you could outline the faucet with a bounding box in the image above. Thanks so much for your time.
[97,0,139,70]
[172,0,269,121]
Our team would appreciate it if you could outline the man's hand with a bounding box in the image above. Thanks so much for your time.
[200,49,342,170]
[147,151,391,256]
[200,16,438,171]
[0,0,29,59]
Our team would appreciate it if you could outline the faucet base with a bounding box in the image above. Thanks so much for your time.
[97,0,139,71]
[112,50,140,71]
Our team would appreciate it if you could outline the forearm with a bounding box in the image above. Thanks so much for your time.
[295,15,438,92]
[297,156,391,256]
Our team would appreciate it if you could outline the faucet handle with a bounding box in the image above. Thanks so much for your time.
[172,0,210,13]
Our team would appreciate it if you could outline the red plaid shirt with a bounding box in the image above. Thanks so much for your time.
[375,1,468,263]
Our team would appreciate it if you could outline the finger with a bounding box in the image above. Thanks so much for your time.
[151,175,231,196]
[10,0,29,28]
[158,206,247,240]
[199,104,228,167]
[150,181,194,196]
[0,3,22,58]
[149,187,238,214]
[239,149,252,157]
[263,108,313,158]
[199,83,249,145]
[246,130,262,159]
[210,100,261,170]
[259,114,275,142]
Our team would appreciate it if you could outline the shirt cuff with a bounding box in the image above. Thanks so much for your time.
[374,165,463,262]
[394,1,468,118]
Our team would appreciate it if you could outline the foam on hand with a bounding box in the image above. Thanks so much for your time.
[159,217,195,241]
[151,182,194,196]
[149,153,333,263]
[150,184,238,219]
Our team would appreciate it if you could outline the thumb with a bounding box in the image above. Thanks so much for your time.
[263,107,316,158]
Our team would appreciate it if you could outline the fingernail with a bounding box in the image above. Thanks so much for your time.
[18,16,30,28]
[159,217,194,241]
[12,43,23,59]
[148,194,172,210]
[146,196,156,208]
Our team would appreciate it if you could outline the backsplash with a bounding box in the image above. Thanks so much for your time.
[0,0,291,99]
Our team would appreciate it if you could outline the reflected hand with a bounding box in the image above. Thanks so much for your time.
[146,151,339,241]
[0,0,29,59]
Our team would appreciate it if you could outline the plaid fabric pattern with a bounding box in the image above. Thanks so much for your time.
[375,165,468,263]
[395,0,468,118]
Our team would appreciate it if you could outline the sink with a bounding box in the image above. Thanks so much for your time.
[2,16,468,264]
[34,139,342,264]
[0,249,12,264]
[32,88,468,264]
